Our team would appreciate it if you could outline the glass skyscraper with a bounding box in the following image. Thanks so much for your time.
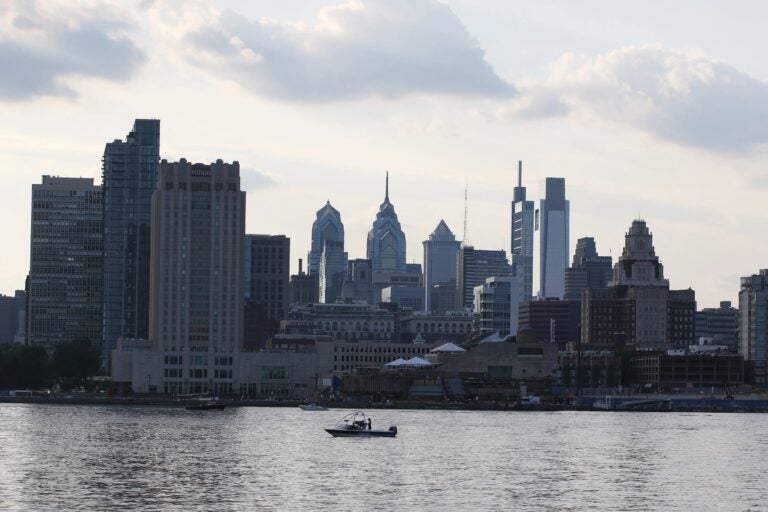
[511,161,534,301]
[534,177,569,299]
[101,119,160,371]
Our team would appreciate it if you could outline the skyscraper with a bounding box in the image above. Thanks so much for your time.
[534,177,569,299]
[423,219,460,312]
[564,237,612,301]
[319,240,347,304]
[511,161,535,301]
[308,201,344,276]
[739,270,768,384]
[367,173,406,273]
[102,119,160,370]
[244,234,290,322]
[149,159,245,395]
[28,176,103,348]
[243,235,290,349]
[456,246,510,310]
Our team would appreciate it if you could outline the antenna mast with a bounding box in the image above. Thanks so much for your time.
[463,180,468,244]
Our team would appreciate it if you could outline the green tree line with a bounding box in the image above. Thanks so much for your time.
[0,338,100,390]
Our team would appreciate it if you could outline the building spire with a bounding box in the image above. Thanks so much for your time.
[385,171,389,202]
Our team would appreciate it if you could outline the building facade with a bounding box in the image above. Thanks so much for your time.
[696,301,739,350]
[341,259,374,304]
[367,173,406,273]
[564,237,612,301]
[518,298,581,346]
[28,176,103,348]
[148,159,245,395]
[511,161,535,301]
[423,220,460,312]
[534,177,569,299]
[102,119,160,369]
[319,240,347,304]
[289,259,319,306]
[473,276,521,337]
[308,201,344,276]
[456,246,510,310]
[244,234,290,322]
[739,270,768,384]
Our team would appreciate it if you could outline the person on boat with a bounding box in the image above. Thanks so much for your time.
[367,418,372,430]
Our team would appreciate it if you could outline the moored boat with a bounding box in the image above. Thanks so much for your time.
[299,403,329,411]
[325,411,397,437]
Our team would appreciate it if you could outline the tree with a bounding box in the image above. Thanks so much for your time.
[0,344,50,389]
[51,338,100,390]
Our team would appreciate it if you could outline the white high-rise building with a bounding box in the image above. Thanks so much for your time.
[534,177,569,299]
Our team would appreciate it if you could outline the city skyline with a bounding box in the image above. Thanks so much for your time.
[2,1,768,308]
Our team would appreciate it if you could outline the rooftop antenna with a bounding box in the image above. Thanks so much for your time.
[518,160,522,188]
[385,171,389,202]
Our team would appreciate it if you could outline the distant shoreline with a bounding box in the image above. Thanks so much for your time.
[3,396,768,413]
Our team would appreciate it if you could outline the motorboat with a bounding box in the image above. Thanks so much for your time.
[325,411,397,437]
[185,397,226,411]
[299,403,329,411]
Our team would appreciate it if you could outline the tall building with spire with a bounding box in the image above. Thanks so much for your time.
[308,201,344,276]
[101,119,160,371]
[534,177,569,299]
[367,173,406,273]
[581,219,695,350]
[423,220,460,312]
[511,161,535,301]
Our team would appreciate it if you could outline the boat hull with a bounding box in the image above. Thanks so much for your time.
[186,404,226,411]
[325,428,396,438]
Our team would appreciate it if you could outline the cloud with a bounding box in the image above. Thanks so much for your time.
[511,45,768,153]
[148,0,512,102]
[0,1,145,101]
[241,168,277,190]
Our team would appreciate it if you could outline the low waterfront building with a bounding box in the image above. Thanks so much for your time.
[283,302,396,342]
[630,352,745,390]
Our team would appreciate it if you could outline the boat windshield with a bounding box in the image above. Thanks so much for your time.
[334,411,368,429]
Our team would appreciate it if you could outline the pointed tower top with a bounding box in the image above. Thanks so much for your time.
[385,171,389,202]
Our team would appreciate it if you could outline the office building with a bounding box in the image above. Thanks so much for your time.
[473,276,521,337]
[319,240,347,304]
[456,246,510,310]
[148,159,245,394]
[564,237,612,301]
[308,201,344,276]
[534,177,569,299]
[580,219,696,351]
[511,161,535,301]
[382,286,423,311]
[243,234,290,349]
[289,259,319,305]
[28,176,103,348]
[0,291,26,344]
[518,298,581,345]
[739,270,768,384]
[367,173,406,273]
[341,259,374,304]
[244,234,290,322]
[696,301,739,350]
[423,220,460,312]
[102,119,160,369]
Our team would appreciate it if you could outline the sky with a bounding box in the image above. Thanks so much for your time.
[1,0,767,308]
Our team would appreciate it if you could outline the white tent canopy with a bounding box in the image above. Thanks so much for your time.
[385,358,408,367]
[431,342,466,353]
[404,357,432,366]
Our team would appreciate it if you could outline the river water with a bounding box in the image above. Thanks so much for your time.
[0,404,766,511]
